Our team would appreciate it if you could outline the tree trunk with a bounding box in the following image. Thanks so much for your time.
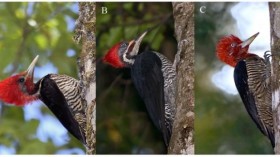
[269,2,280,154]
[168,2,194,154]
[74,2,96,154]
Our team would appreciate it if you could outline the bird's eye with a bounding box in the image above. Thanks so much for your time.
[230,43,236,47]
[18,78,25,83]
[121,42,128,48]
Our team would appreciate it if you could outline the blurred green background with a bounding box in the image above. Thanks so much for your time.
[195,2,273,154]
[96,2,177,154]
[0,2,85,154]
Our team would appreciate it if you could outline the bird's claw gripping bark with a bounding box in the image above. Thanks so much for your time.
[264,51,271,60]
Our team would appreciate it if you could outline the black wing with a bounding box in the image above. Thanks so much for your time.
[234,60,274,147]
[38,74,86,144]
[131,51,170,146]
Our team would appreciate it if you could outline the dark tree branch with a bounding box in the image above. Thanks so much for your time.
[168,2,194,154]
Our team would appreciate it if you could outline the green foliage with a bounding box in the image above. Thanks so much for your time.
[0,2,84,154]
[96,2,175,154]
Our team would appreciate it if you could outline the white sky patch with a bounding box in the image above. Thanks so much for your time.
[66,49,76,57]
[34,62,58,79]
[2,64,14,74]
[70,3,79,14]
[231,2,270,56]
[24,103,70,147]
[23,101,43,121]
[212,65,237,95]
[36,114,69,146]
[65,16,76,31]
[212,2,270,95]
[26,2,34,16]
[27,19,37,27]
[56,148,85,155]
[0,145,15,155]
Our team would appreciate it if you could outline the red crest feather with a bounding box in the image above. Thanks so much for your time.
[216,35,252,67]
[103,43,125,68]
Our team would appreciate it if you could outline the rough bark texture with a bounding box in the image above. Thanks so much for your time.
[74,2,96,154]
[168,2,194,154]
[270,2,280,154]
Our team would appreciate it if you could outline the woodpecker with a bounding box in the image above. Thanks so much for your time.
[216,32,274,147]
[0,56,86,145]
[103,31,176,146]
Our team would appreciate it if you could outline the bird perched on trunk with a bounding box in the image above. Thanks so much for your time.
[216,32,274,147]
[0,56,86,145]
[103,31,176,147]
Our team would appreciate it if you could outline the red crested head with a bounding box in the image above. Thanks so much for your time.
[103,42,125,68]
[216,32,259,67]
[103,31,147,68]
[0,56,39,106]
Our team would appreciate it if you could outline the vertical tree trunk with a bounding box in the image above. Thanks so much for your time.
[74,2,96,154]
[269,2,280,154]
[168,2,194,154]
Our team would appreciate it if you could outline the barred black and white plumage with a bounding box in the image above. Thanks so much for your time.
[37,74,86,144]
[154,52,176,137]
[234,54,274,147]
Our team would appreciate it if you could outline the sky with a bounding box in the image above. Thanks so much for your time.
[211,2,270,95]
